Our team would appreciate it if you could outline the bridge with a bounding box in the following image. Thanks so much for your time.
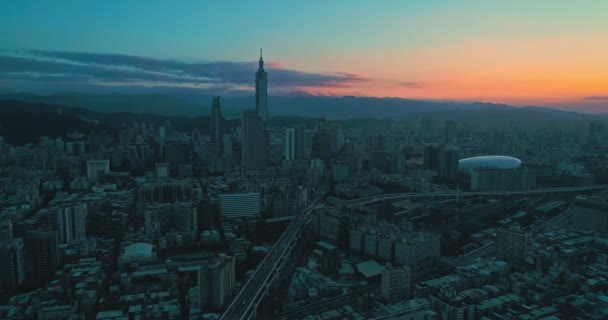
[345,185,608,206]
[219,201,324,320]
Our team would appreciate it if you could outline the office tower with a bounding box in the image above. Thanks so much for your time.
[294,125,306,159]
[0,238,25,292]
[317,120,332,161]
[444,120,458,146]
[198,200,219,231]
[423,144,442,171]
[285,128,295,160]
[319,209,349,247]
[255,49,268,121]
[263,129,271,160]
[219,192,261,218]
[497,224,528,268]
[86,159,109,184]
[144,204,171,238]
[164,141,191,168]
[173,202,198,237]
[421,116,433,133]
[158,126,166,157]
[242,110,265,173]
[369,150,391,173]
[210,96,222,146]
[199,254,235,311]
[381,263,411,303]
[369,133,387,151]
[222,134,233,157]
[24,231,59,284]
[589,122,603,144]
[55,203,87,244]
[0,220,13,241]
[438,147,460,178]
[271,191,292,218]
[329,123,342,154]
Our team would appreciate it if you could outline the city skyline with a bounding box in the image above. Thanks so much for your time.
[1,1,608,112]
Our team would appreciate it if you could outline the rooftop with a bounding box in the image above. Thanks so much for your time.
[356,260,384,278]
[459,155,521,173]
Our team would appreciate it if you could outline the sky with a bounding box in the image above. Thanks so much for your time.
[1,0,608,112]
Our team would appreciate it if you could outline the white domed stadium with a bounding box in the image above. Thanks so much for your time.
[459,156,521,174]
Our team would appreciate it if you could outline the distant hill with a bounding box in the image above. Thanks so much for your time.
[0,100,109,145]
[0,95,605,145]
[0,100,239,145]
[0,93,206,116]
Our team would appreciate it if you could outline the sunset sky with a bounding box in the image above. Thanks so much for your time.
[1,0,607,111]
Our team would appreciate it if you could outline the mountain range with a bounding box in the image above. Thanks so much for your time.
[0,93,605,145]
[2,92,604,122]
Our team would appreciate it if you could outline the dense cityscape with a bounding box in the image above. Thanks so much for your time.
[1,47,608,320]
[3,2,608,319]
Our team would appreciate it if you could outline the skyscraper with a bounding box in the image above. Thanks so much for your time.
[210,96,222,145]
[242,110,265,173]
[423,143,441,171]
[438,147,460,179]
[255,49,268,121]
[294,125,306,159]
[317,120,332,161]
[444,120,458,146]
[285,128,295,160]
[329,123,342,154]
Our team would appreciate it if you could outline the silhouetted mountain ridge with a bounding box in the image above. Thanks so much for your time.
[1,92,603,120]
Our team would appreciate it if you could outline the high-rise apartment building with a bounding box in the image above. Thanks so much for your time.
[497,224,528,268]
[54,203,87,244]
[0,238,25,292]
[284,128,295,161]
[199,254,235,311]
[381,263,411,303]
[24,230,59,285]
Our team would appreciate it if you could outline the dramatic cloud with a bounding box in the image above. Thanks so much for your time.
[0,50,378,94]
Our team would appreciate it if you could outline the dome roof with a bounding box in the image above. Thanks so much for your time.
[459,156,521,173]
[123,242,154,260]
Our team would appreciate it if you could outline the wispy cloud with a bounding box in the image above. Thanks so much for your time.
[396,81,423,89]
[0,50,379,94]
[585,96,608,100]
